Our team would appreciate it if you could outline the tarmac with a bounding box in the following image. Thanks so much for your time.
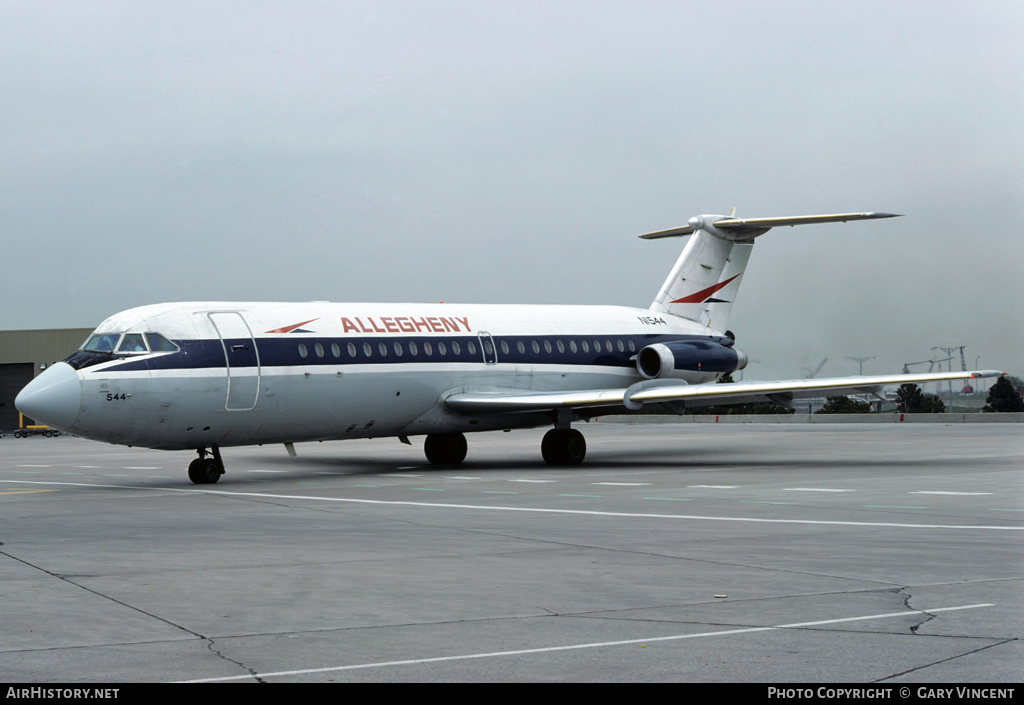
[0,422,1021,683]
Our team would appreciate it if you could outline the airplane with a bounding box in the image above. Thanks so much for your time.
[15,210,1003,484]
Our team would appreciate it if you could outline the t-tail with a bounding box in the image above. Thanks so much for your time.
[641,211,901,332]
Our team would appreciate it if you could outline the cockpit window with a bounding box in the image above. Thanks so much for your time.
[83,333,121,353]
[117,334,148,353]
[145,332,178,352]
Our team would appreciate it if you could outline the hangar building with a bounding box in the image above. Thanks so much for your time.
[0,328,94,430]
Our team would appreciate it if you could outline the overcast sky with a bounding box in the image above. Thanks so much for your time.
[2,1,1021,380]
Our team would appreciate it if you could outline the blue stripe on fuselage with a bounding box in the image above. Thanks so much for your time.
[97,334,717,373]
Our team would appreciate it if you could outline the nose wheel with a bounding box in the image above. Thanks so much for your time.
[188,447,225,484]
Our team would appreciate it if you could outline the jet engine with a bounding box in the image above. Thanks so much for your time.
[636,339,748,379]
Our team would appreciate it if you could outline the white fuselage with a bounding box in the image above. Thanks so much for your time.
[57,302,720,450]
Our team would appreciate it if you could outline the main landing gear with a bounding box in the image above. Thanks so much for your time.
[422,429,587,467]
[188,447,225,484]
[424,433,468,465]
[541,428,586,466]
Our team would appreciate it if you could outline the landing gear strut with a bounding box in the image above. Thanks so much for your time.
[424,433,468,465]
[541,429,586,466]
[188,447,225,484]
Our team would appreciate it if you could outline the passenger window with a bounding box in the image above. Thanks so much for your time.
[581,340,589,353]
[556,340,565,354]
[483,339,494,356]
[424,341,433,356]
[332,343,341,358]
[617,340,624,353]
[315,343,325,358]
[438,341,447,356]
[594,340,601,352]
[409,341,418,356]
[605,340,612,352]
[467,340,476,356]
[363,342,372,357]
[628,340,636,353]
[378,342,388,357]
[117,334,147,353]
[531,340,540,354]
[544,340,552,354]
[145,333,178,352]
[298,344,308,358]
[452,341,461,355]
[517,341,526,355]
[348,343,357,358]
[569,340,578,354]
[500,341,509,355]
[393,342,403,357]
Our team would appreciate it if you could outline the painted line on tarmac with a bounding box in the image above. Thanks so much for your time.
[912,491,993,496]
[785,488,855,492]
[178,603,994,683]
[865,505,927,509]
[0,489,62,496]
[2,480,1022,531]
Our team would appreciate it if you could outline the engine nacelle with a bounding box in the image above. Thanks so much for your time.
[636,340,748,379]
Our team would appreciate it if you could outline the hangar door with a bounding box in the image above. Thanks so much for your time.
[1,363,35,430]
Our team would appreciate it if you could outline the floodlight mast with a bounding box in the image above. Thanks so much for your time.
[931,346,966,411]
[846,356,876,375]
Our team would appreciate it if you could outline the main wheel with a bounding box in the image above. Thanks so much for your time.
[541,429,587,466]
[424,433,468,465]
[188,457,223,484]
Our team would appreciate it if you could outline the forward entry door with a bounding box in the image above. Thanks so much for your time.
[208,312,261,410]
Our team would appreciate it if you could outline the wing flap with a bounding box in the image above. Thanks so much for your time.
[445,389,627,414]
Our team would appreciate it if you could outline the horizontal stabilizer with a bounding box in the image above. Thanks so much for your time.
[639,212,901,239]
[444,370,1003,415]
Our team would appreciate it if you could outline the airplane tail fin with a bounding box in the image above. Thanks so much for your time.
[641,211,900,332]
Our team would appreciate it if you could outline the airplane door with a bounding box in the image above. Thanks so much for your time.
[208,312,261,411]
[478,332,498,365]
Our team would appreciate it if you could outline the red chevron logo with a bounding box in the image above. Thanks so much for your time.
[265,318,319,334]
[670,274,741,304]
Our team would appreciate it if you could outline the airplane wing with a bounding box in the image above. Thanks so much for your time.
[444,370,1003,415]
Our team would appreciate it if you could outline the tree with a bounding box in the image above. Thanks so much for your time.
[895,383,945,413]
[982,376,1024,412]
[816,396,874,414]
[1005,376,1024,396]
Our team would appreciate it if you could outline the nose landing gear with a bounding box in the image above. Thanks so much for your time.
[188,447,225,484]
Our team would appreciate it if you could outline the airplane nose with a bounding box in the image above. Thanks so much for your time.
[15,362,82,432]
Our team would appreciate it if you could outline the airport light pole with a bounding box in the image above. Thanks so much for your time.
[931,346,963,412]
[846,356,875,375]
